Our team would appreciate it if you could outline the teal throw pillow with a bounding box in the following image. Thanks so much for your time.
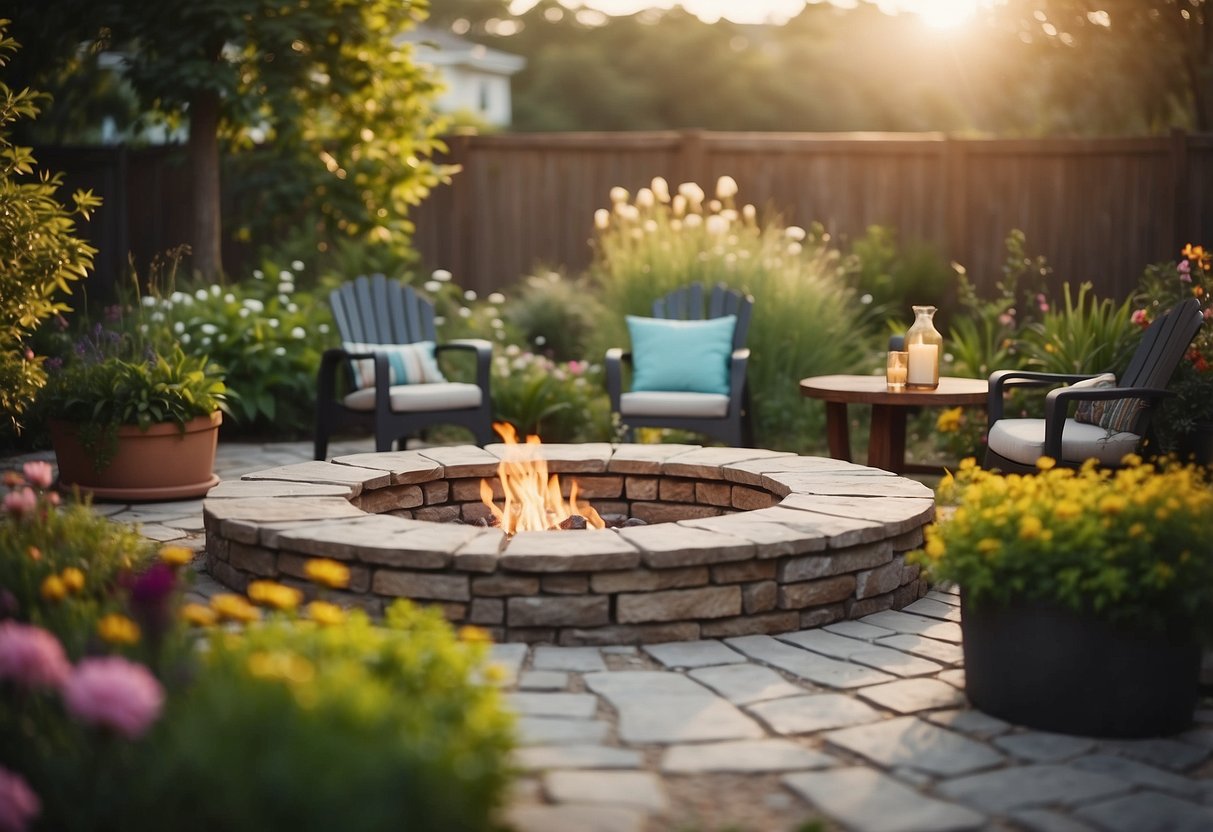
[627,315,736,396]
[344,341,447,388]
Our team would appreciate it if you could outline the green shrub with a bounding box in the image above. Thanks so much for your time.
[849,225,954,331]
[589,177,871,450]
[504,270,605,362]
[492,346,611,442]
[0,29,99,435]
[1018,282,1140,376]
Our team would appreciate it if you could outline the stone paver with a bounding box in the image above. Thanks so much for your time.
[857,610,964,643]
[778,630,943,677]
[1074,791,1213,832]
[993,732,1097,763]
[584,671,765,744]
[518,671,571,691]
[746,693,883,735]
[875,633,965,665]
[783,767,986,832]
[1098,737,1211,771]
[858,678,966,713]
[660,739,836,773]
[902,596,962,622]
[506,692,598,719]
[513,745,644,771]
[532,646,608,673]
[823,716,1004,776]
[642,639,745,669]
[937,764,1127,813]
[506,804,648,832]
[1070,754,1205,797]
[687,663,805,705]
[543,771,668,812]
[726,634,897,689]
[1009,808,1100,832]
[516,717,610,746]
[923,709,1011,738]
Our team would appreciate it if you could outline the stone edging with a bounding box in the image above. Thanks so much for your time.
[203,444,935,645]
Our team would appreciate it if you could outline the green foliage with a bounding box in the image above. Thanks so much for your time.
[849,226,955,332]
[915,458,1213,642]
[590,177,870,450]
[504,271,605,362]
[0,28,99,433]
[491,346,610,442]
[157,262,327,434]
[0,471,152,657]
[1017,282,1140,376]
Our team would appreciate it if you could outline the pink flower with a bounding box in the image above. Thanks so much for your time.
[20,462,52,490]
[0,622,71,690]
[0,767,40,832]
[1131,309,1149,326]
[566,360,586,376]
[1036,293,1049,313]
[2,489,36,518]
[1178,259,1191,274]
[62,657,164,739]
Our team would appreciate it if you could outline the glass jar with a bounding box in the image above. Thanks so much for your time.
[905,305,942,390]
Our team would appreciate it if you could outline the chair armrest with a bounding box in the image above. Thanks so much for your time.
[1041,386,1171,459]
[987,369,1101,423]
[728,348,751,412]
[436,339,492,392]
[318,347,373,400]
[605,348,632,411]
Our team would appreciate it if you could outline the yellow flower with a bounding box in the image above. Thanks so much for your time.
[306,600,346,626]
[159,545,194,567]
[1018,515,1043,540]
[1120,453,1142,468]
[1036,456,1056,471]
[247,580,303,611]
[60,567,85,594]
[483,663,509,684]
[181,602,218,628]
[97,613,141,645]
[211,593,263,623]
[304,558,350,589]
[458,625,493,643]
[40,574,66,602]
[935,407,963,433]
[1098,495,1127,515]
[1128,522,1146,538]
[924,536,946,560]
[247,650,315,685]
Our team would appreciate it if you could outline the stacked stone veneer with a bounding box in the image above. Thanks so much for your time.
[203,443,934,645]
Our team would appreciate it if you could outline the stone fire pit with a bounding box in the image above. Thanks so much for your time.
[203,444,934,645]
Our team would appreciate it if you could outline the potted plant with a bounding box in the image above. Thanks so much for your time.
[1133,243,1213,461]
[914,456,1213,738]
[39,316,227,501]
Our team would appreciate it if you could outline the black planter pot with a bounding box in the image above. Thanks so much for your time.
[961,595,1201,738]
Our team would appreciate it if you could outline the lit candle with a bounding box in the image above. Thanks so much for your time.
[887,365,907,384]
[907,343,938,386]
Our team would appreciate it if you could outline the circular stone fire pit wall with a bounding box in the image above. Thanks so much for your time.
[203,444,934,645]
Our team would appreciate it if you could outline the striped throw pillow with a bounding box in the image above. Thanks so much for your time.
[1072,373,1144,434]
[343,341,446,389]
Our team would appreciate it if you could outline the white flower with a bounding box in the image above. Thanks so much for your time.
[243,299,265,313]
[715,175,738,199]
[180,333,191,344]
[706,215,729,235]
[211,285,221,297]
[173,321,185,334]
[651,176,670,202]
[291,327,306,339]
[287,303,298,313]
[492,318,504,329]
[432,269,452,282]
[200,323,218,335]
[268,318,280,328]
[171,291,189,303]
[150,312,164,323]
[277,282,294,294]
[279,270,293,281]
[534,335,547,346]
[239,308,251,318]
[787,242,803,256]
[273,346,286,356]
[224,293,235,303]
[785,225,807,242]
[505,344,520,357]
[742,204,757,223]
[720,208,738,222]
[614,203,639,222]
[708,199,722,212]
[458,307,472,318]
[291,260,304,271]
[609,186,629,204]
[278,295,290,305]
[433,316,446,326]
[252,269,264,280]
[670,219,683,231]
[672,194,687,217]
[594,208,611,230]
[684,213,703,228]
[200,336,211,347]
[677,182,704,204]
[643,219,658,233]
[195,289,208,301]
[140,295,156,307]
[636,187,654,207]
[318,324,330,334]
[425,280,441,292]
[488,292,505,304]
[464,289,477,301]
[861,293,874,305]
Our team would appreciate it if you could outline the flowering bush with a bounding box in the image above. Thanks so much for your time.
[492,345,610,441]
[1132,243,1213,448]
[590,176,869,449]
[913,457,1213,641]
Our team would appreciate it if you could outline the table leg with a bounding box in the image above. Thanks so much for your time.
[824,402,852,462]
[868,405,907,473]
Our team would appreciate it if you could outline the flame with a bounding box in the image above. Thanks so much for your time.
[481,422,605,533]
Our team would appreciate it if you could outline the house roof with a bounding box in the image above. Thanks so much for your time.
[399,24,525,77]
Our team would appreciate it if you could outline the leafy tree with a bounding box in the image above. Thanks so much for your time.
[0,26,99,433]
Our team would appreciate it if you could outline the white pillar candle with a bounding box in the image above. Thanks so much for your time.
[907,342,938,386]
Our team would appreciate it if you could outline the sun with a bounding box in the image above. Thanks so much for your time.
[909,0,980,30]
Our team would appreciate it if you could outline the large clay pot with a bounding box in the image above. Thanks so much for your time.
[50,412,221,501]
[961,594,1201,738]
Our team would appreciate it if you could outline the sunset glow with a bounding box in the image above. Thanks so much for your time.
[509,0,989,27]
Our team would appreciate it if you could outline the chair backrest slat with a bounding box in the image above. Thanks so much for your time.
[328,274,438,346]
[650,282,754,351]
[1120,298,1203,390]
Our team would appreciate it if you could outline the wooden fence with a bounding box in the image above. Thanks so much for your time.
[413,130,1213,300]
[36,131,1213,302]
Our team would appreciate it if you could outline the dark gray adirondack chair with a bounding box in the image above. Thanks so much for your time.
[984,297,1203,472]
[606,282,754,447]
[314,274,493,459]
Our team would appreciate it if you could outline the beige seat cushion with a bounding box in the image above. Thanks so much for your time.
[987,417,1140,467]
[621,391,730,419]
[343,382,483,413]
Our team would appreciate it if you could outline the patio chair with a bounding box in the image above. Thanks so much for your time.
[606,282,754,447]
[984,297,1203,472]
[314,274,493,459]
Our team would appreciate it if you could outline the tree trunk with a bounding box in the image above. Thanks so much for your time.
[188,90,222,282]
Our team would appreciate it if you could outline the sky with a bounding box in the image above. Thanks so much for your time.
[508,0,993,27]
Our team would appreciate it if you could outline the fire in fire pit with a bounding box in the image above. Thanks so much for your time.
[479,423,605,533]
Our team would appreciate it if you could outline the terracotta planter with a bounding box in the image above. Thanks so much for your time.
[50,412,222,501]
[961,593,1201,738]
